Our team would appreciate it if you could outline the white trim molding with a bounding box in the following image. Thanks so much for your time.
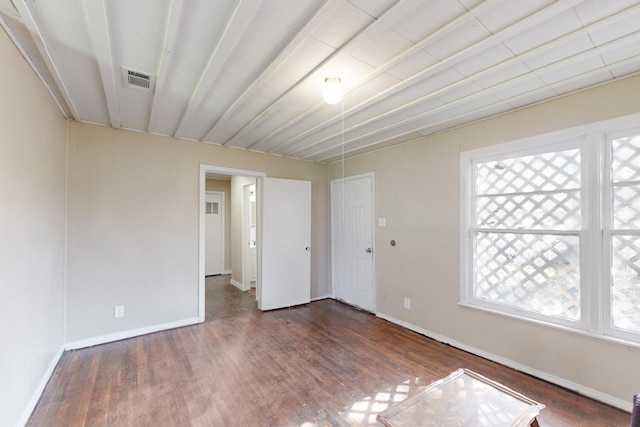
[17,346,65,427]
[376,312,632,413]
[230,279,244,290]
[64,317,201,350]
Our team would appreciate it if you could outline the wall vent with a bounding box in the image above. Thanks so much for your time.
[122,67,155,92]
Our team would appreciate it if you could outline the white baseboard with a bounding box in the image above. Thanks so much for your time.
[64,316,201,350]
[311,294,331,302]
[223,269,231,275]
[375,312,632,413]
[230,279,244,291]
[21,317,202,425]
[17,345,64,427]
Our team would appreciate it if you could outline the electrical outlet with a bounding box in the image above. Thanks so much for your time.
[114,305,125,318]
[404,297,411,310]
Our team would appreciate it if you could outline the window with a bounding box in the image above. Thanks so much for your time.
[608,131,640,339]
[461,117,640,345]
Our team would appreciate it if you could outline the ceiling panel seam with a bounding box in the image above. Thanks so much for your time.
[219,0,406,148]
[257,0,503,155]
[282,0,586,157]
[298,31,640,161]
[199,0,339,143]
[313,53,640,163]
[84,0,121,128]
[0,13,71,118]
[258,0,517,154]
[173,0,263,139]
[285,2,640,159]
[147,0,189,134]
[12,0,80,119]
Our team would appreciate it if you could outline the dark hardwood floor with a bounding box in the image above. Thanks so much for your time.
[27,275,630,426]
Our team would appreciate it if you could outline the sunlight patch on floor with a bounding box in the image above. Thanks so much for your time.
[339,379,414,426]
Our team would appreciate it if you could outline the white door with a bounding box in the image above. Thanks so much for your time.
[331,173,375,312]
[205,192,224,276]
[259,177,311,310]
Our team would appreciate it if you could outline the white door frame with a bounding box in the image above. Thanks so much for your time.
[330,172,376,311]
[199,164,266,322]
[205,191,225,276]
[242,182,257,291]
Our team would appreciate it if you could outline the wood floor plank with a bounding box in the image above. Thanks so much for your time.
[27,275,630,426]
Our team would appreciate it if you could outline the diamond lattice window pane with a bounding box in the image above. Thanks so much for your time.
[612,134,640,183]
[613,185,640,229]
[611,235,640,333]
[474,232,580,320]
[477,191,580,230]
[476,149,581,195]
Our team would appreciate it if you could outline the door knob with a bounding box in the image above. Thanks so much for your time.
[305,247,310,251]
[365,248,372,253]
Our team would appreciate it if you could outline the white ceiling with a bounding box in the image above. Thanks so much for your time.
[2,0,640,163]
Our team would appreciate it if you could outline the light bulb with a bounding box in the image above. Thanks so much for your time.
[323,77,342,104]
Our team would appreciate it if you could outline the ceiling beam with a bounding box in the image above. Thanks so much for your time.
[295,2,640,160]
[283,0,587,158]
[257,0,503,154]
[0,13,72,118]
[147,0,189,134]
[312,39,640,163]
[316,55,640,163]
[198,0,339,143]
[12,0,80,119]
[216,0,406,148]
[84,0,121,128]
[173,0,264,139]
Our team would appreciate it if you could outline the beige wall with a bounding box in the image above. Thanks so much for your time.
[328,75,640,407]
[66,122,329,342]
[0,27,67,426]
[205,179,231,272]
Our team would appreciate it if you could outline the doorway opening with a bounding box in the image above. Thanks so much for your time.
[242,183,257,294]
[199,165,265,322]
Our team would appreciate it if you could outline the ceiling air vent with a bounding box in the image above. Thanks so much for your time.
[122,67,155,92]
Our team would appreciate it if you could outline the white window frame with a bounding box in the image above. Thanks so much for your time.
[460,113,640,348]
[602,126,640,343]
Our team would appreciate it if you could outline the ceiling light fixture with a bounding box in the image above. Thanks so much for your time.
[323,76,343,105]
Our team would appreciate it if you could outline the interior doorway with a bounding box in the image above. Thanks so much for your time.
[199,166,313,319]
[242,183,257,292]
[199,165,265,322]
